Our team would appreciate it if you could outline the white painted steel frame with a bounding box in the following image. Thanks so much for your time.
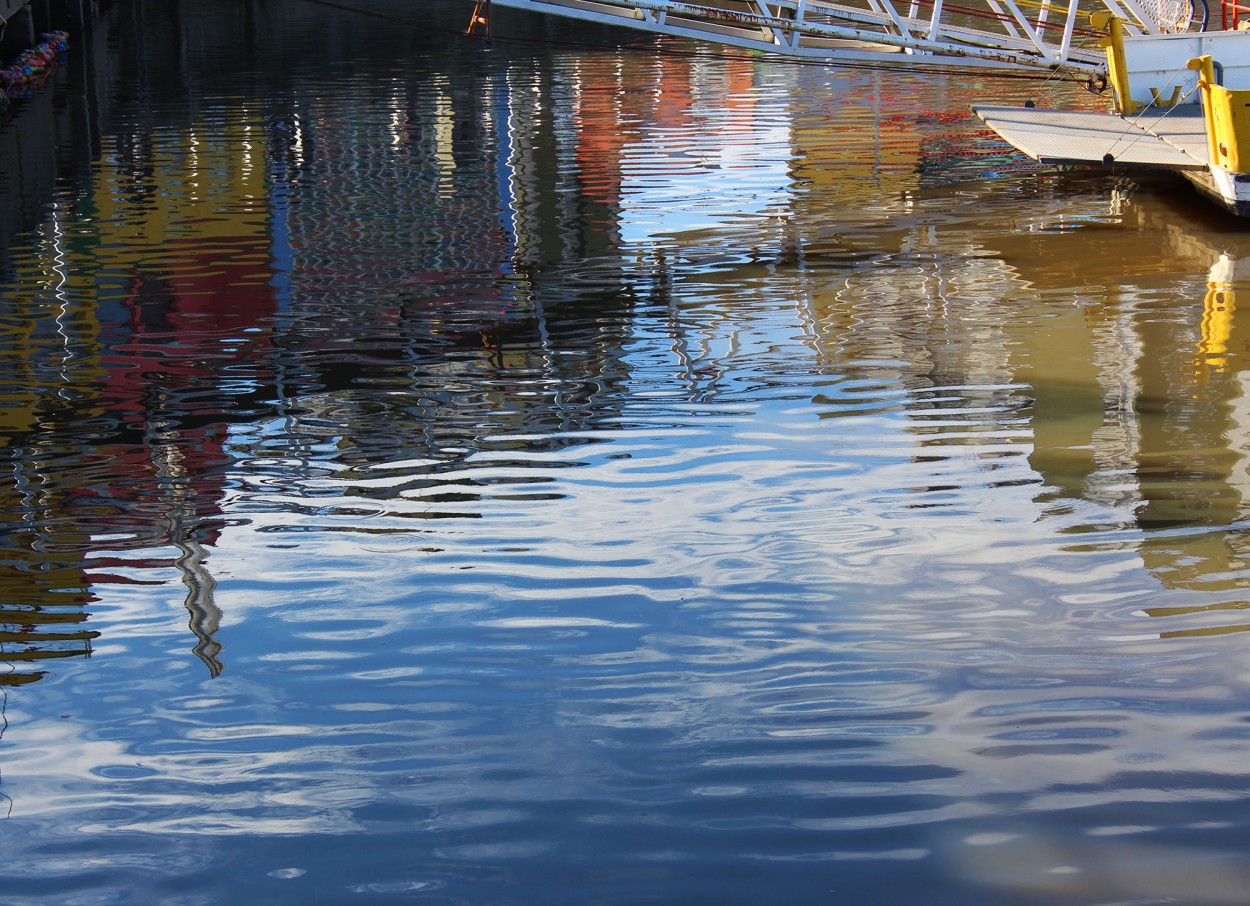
[487,0,1124,73]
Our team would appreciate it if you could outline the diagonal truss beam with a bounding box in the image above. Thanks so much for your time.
[484,0,1123,73]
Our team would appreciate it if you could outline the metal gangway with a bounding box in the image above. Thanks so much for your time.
[465,0,1205,76]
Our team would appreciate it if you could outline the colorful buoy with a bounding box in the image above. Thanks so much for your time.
[0,30,70,93]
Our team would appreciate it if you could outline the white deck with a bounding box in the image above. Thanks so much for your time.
[973,105,1210,171]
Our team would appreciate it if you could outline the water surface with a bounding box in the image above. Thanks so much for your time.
[4,2,1250,903]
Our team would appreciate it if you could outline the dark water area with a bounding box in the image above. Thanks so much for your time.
[5,1,1250,903]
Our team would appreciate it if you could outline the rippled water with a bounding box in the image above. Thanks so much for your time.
[5,1,1250,903]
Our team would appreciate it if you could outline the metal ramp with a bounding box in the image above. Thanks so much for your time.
[974,104,1210,168]
[473,0,1203,75]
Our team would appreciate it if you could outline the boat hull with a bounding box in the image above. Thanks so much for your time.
[1183,169,1250,218]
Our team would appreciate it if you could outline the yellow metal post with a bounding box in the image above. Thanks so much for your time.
[1190,54,1250,173]
[1092,13,1142,116]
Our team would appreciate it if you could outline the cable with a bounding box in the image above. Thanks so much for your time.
[1102,63,1199,163]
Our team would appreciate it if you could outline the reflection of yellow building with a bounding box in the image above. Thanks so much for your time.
[0,561,99,686]
[790,72,936,205]
[3,107,273,436]
[89,120,268,247]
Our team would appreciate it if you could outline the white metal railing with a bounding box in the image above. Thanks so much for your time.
[474,0,1199,74]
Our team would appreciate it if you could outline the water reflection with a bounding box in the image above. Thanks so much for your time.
[5,1,1250,902]
[0,0,1246,689]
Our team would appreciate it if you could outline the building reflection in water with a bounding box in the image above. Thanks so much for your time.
[7,3,1250,683]
[537,47,1250,648]
[785,86,1250,639]
[1,88,277,681]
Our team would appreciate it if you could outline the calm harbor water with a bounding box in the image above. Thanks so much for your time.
[4,1,1250,903]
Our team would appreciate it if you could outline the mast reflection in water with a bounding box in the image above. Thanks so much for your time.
[3,0,1250,903]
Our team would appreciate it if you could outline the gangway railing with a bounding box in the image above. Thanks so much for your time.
[1221,0,1249,27]
[470,0,1208,75]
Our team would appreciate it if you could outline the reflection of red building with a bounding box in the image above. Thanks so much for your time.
[100,237,277,427]
[570,52,763,214]
[573,68,632,206]
[570,54,682,206]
